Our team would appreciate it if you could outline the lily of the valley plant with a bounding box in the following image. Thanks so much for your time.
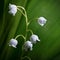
[8,3,47,60]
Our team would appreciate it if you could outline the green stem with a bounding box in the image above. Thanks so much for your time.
[15,35,26,41]
[17,6,26,17]
[28,18,38,25]
[27,29,33,35]
[17,6,32,60]
[21,56,31,60]
[17,6,29,40]
[25,12,28,40]
[17,6,25,11]
[17,8,25,17]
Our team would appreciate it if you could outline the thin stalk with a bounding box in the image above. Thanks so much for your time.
[17,8,25,17]
[17,6,29,40]
[17,6,32,60]
[25,13,28,40]
[27,29,33,35]
[15,35,26,41]
[21,56,31,60]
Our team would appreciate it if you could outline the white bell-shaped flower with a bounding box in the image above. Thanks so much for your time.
[23,41,33,51]
[8,4,17,16]
[38,17,47,26]
[9,39,18,48]
[30,34,40,44]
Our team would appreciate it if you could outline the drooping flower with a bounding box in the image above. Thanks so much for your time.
[23,41,33,51]
[8,4,17,16]
[9,39,18,48]
[38,17,47,26]
[30,34,40,44]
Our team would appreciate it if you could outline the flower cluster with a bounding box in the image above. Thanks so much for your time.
[23,34,40,51]
[8,3,47,60]
[8,3,47,26]
[9,34,40,51]
[8,3,47,50]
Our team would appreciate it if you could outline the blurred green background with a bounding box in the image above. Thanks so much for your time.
[0,0,60,60]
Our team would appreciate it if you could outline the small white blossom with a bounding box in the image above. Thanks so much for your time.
[38,17,47,26]
[8,4,17,16]
[9,39,18,48]
[30,34,40,44]
[23,41,33,51]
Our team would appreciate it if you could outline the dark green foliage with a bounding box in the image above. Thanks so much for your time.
[0,0,60,60]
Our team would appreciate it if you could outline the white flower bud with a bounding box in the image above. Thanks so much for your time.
[30,34,40,44]
[8,4,17,16]
[9,39,18,48]
[38,17,47,26]
[23,41,33,51]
